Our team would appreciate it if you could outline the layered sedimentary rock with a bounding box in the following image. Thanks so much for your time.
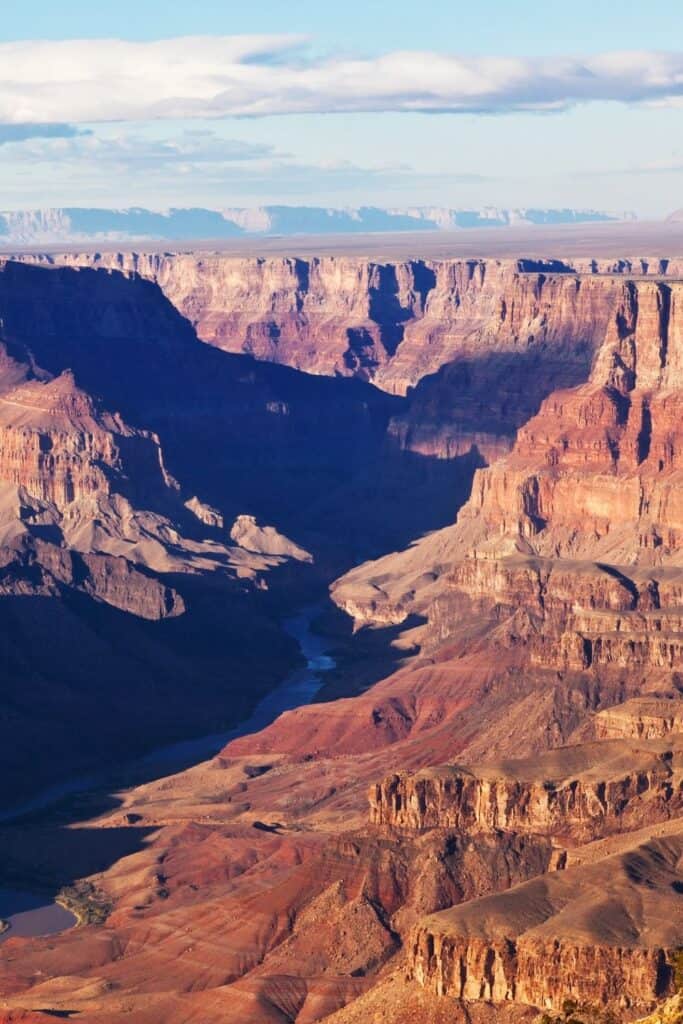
[317,273,683,1017]
[3,251,683,1023]
[19,253,683,465]
[595,698,683,739]
[19,254,683,393]
[410,830,683,1013]
[370,737,683,841]
[0,258,410,804]
[333,277,683,628]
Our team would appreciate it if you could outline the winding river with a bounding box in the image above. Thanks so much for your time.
[0,606,335,945]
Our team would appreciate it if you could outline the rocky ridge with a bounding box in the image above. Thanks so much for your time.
[0,257,407,803]
[1,251,683,1021]
[15,254,683,472]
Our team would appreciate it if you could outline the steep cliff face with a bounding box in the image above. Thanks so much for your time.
[460,286,683,562]
[595,698,683,740]
[370,738,683,841]
[22,254,683,391]
[0,326,307,599]
[21,253,677,465]
[315,270,683,1018]
[3,251,683,1023]
[410,830,683,1014]
[0,259,407,804]
[332,278,683,628]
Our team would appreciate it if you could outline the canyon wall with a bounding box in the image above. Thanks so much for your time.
[26,255,682,391]
[1,252,683,1022]
[321,265,683,1017]
[370,739,683,840]
[16,253,683,469]
[0,259,407,804]
[409,829,683,1014]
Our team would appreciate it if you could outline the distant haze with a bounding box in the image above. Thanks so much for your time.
[0,206,633,245]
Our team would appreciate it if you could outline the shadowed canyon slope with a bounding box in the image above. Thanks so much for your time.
[0,259,417,804]
[22,252,683,462]
[1,253,683,1023]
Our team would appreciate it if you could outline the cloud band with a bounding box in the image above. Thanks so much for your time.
[1,37,683,124]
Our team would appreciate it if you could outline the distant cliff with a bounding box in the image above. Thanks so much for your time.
[0,204,628,244]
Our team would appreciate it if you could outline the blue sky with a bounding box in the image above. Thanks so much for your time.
[3,0,683,54]
[0,1,682,215]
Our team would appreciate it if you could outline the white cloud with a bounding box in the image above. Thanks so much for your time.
[1,37,683,123]
[0,126,481,207]
[2,130,278,167]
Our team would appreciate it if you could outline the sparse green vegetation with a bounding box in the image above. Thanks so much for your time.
[57,881,112,926]
[671,949,683,993]
[537,999,618,1024]
[634,994,683,1024]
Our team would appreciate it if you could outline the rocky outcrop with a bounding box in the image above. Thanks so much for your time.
[12,255,623,390]
[0,350,305,589]
[8,255,673,461]
[333,274,683,628]
[595,699,683,740]
[16,254,683,473]
[0,259,403,804]
[2,248,683,1023]
[410,831,683,1014]
[318,268,683,1019]
[370,738,683,841]
[455,279,683,559]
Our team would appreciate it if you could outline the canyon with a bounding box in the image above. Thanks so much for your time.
[0,247,682,1023]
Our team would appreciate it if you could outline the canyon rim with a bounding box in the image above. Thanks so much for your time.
[2,3,683,1023]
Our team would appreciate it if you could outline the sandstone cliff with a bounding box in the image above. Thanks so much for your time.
[0,259,398,804]
[370,737,683,842]
[410,830,683,1014]
[1,251,683,1023]
[21,253,683,465]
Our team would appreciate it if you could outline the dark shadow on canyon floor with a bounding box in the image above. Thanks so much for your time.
[0,261,593,566]
[0,261,601,813]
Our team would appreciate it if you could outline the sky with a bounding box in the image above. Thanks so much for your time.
[0,0,682,216]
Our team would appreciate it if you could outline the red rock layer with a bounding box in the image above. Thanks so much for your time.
[1,255,683,1022]
[20,253,679,463]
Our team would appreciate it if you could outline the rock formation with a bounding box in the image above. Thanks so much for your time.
[370,737,683,841]
[0,258,407,804]
[1,250,683,1023]
[0,205,624,245]
[411,829,683,1013]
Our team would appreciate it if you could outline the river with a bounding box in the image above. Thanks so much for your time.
[0,606,335,945]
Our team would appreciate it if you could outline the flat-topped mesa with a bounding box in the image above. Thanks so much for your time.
[369,738,683,842]
[409,831,683,1015]
[595,698,683,740]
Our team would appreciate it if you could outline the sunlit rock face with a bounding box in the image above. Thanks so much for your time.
[1,252,683,1023]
